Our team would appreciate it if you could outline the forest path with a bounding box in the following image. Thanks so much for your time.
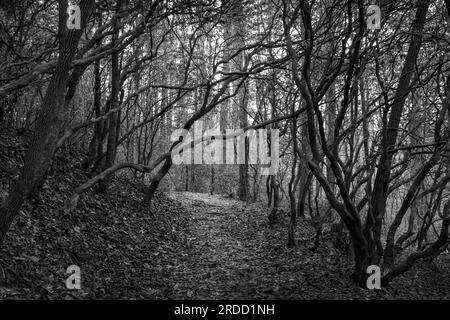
[166,192,316,299]
[164,192,450,299]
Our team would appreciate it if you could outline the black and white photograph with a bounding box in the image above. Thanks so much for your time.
[0,0,449,309]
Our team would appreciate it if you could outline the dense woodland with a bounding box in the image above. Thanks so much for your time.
[0,0,449,299]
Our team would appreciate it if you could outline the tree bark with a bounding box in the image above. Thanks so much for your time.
[366,0,431,264]
[99,0,122,192]
[0,0,94,246]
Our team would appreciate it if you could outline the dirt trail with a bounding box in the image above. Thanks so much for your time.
[167,192,320,299]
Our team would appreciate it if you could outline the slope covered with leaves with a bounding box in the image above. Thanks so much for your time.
[0,130,448,299]
[0,130,191,299]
